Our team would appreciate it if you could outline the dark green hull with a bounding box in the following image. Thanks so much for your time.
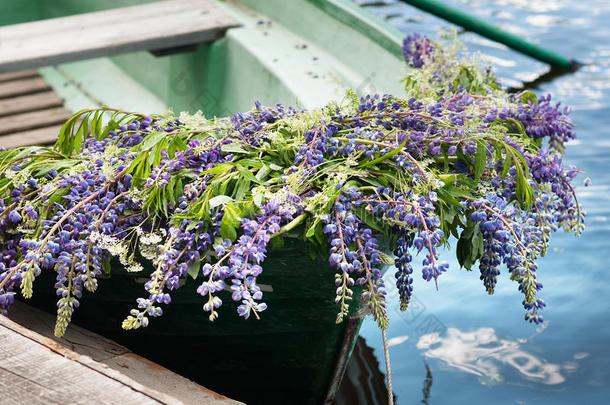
[28,238,364,404]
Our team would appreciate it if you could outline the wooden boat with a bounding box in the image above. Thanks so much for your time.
[0,1,406,403]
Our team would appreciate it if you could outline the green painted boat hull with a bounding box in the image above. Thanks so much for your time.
[28,238,366,404]
[3,0,406,401]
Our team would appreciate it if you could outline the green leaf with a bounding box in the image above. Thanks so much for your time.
[519,90,538,105]
[140,131,167,151]
[501,152,512,179]
[269,236,284,250]
[168,134,187,155]
[306,218,321,238]
[357,137,407,169]
[234,178,251,201]
[91,111,104,140]
[509,145,530,177]
[220,203,241,241]
[220,221,237,241]
[505,118,527,137]
[436,187,461,206]
[255,164,272,182]
[378,251,395,265]
[55,108,89,155]
[209,195,233,209]
[102,258,112,275]
[236,165,260,184]
[222,143,249,154]
[474,141,487,180]
[187,261,201,280]
[515,171,534,208]
[202,163,233,175]
[457,223,476,269]
[101,119,120,140]
[74,116,88,154]
[252,189,265,207]
[470,224,484,263]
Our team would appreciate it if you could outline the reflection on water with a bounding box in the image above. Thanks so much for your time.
[335,337,390,405]
[336,337,436,405]
[421,363,432,405]
[416,326,587,386]
[355,0,610,403]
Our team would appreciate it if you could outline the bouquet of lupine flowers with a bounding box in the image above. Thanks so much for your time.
[0,34,584,338]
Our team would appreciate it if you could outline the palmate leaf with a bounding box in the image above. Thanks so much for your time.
[236,164,261,184]
[54,107,146,155]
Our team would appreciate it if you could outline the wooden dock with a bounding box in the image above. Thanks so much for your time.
[2,301,242,405]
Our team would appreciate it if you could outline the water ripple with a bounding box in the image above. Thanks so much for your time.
[357,0,610,403]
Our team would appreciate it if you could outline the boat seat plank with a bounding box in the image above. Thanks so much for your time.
[0,69,39,83]
[0,108,72,136]
[0,126,62,149]
[0,92,64,118]
[0,0,240,73]
[0,77,52,99]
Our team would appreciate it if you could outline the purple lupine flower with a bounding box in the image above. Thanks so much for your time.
[402,33,436,68]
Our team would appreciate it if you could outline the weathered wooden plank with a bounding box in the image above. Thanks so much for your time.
[0,108,71,136]
[8,301,244,405]
[0,0,240,73]
[0,69,38,83]
[0,91,64,117]
[0,77,52,99]
[0,1,201,40]
[0,314,182,405]
[0,125,61,149]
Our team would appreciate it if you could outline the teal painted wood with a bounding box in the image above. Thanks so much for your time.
[26,238,366,405]
[5,0,408,117]
[0,0,40,27]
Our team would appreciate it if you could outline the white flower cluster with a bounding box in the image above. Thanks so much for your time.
[90,230,139,269]
[178,110,207,127]
[128,187,147,205]
[285,108,329,135]
[136,227,165,261]
[304,192,330,214]
[7,167,31,187]
[126,263,144,273]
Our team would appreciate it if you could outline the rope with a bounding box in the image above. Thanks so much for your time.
[382,328,394,405]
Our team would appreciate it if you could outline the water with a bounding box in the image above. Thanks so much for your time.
[352,0,610,403]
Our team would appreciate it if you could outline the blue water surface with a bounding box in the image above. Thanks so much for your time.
[354,1,610,403]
